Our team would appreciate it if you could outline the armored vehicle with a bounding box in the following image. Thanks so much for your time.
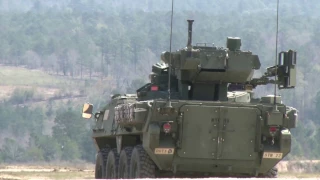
[82,19,298,178]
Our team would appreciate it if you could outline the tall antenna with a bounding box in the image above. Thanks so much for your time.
[167,0,174,107]
[273,0,280,108]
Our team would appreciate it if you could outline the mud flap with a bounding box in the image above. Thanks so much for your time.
[259,129,291,174]
[142,123,176,171]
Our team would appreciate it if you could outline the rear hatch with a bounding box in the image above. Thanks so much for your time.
[177,104,261,160]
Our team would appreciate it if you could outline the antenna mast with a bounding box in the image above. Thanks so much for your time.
[273,0,279,108]
[167,0,174,107]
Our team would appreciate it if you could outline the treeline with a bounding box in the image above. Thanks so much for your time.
[0,102,95,163]
[0,82,145,164]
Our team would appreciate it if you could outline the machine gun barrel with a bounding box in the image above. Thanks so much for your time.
[247,50,297,89]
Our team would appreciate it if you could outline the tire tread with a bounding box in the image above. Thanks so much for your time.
[118,146,133,178]
[130,145,155,178]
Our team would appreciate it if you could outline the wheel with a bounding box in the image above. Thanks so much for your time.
[259,166,278,178]
[129,145,155,178]
[265,167,278,178]
[95,145,111,179]
[118,146,133,178]
[95,151,104,179]
[105,148,119,179]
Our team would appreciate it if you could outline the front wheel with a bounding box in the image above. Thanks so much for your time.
[94,152,104,179]
[95,145,111,179]
[129,145,155,178]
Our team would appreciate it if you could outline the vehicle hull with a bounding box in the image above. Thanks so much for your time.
[88,98,294,177]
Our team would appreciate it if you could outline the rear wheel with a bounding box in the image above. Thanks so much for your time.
[118,146,133,178]
[105,148,119,179]
[129,145,155,178]
[259,167,278,178]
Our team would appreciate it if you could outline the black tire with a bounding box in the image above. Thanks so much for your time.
[95,151,104,179]
[129,145,155,178]
[95,145,111,179]
[105,148,119,179]
[118,146,133,179]
[259,166,278,178]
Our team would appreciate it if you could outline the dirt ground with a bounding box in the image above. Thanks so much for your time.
[0,161,319,180]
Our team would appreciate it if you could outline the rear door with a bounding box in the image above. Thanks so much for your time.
[177,105,261,160]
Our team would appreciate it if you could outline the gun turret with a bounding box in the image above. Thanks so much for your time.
[142,20,297,102]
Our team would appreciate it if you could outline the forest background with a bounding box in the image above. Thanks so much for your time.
[0,0,319,164]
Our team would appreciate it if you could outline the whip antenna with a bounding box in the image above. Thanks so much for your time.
[273,0,280,108]
[167,0,174,107]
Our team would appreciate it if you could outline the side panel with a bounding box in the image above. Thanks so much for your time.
[177,105,260,161]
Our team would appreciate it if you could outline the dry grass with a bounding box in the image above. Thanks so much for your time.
[0,170,94,180]
[279,172,320,178]
[0,162,95,180]
[277,160,320,173]
[277,160,320,178]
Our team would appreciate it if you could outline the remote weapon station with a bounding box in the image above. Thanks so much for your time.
[82,2,298,179]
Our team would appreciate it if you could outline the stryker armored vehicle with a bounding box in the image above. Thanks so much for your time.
[82,19,298,178]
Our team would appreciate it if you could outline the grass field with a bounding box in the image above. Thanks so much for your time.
[0,65,117,101]
[0,65,92,102]
[0,65,81,88]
